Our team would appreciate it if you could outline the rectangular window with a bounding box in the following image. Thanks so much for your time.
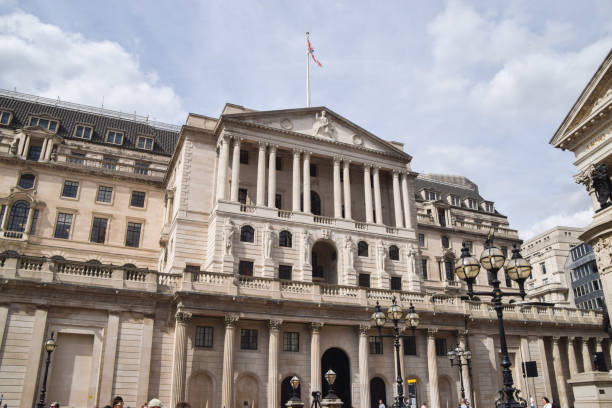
[102,156,117,170]
[130,191,146,208]
[421,259,428,280]
[276,156,282,171]
[424,190,440,201]
[29,116,58,132]
[68,151,86,165]
[283,332,299,352]
[540,262,547,275]
[391,277,402,291]
[240,329,258,350]
[359,273,371,288]
[467,198,477,209]
[136,136,154,150]
[435,338,447,356]
[462,240,473,252]
[369,336,383,354]
[240,149,249,164]
[97,186,113,203]
[106,130,124,145]
[0,111,11,125]
[418,233,425,247]
[275,194,282,210]
[239,260,254,276]
[485,203,494,213]
[125,222,142,248]
[403,335,417,356]
[30,209,39,234]
[279,265,292,280]
[135,162,149,175]
[310,163,317,177]
[450,195,461,206]
[54,213,73,239]
[62,180,79,198]
[27,145,42,161]
[238,188,248,204]
[90,217,108,244]
[195,326,214,348]
[74,125,93,139]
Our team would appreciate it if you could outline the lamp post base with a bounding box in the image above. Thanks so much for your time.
[494,388,527,408]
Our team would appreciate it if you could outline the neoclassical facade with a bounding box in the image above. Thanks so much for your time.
[0,90,606,408]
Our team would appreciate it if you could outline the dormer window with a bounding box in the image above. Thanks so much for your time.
[106,130,124,145]
[74,125,93,140]
[424,190,440,201]
[0,110,12,125]
[29,116,58,132]
[136,136,154,150]
[449,195,461,206]
[467,198,478,210]
[484,202,494,213]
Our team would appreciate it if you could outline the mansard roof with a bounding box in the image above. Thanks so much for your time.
[0,90,180,156]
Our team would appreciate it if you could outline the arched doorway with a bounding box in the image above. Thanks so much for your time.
[281,376,301,408]
[235,373,259,408]
[321,348,351,408]
[370,377,386,408]
[438,375,454,408]
[312,240,337,283]
[188,371,214,408]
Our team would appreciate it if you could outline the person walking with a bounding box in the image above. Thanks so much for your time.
[148,398,167,408]
[378,399,386,408]
[459,398,468,408]
[542,397,552,408]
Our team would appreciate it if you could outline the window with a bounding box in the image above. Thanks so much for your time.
[276,156,282,171]
[279,265,292,280]
[0,111,11,125]
[283,332,299,352]
[68,151,85,165]
[240,329,258,350]
[18,174,35,189]
[195,326,213,348]
[90,217,108,243]
[391,276,402,291]
[418,233,425,247]
[106,130,124,145]
[102,156,117,170]
[27,145,42,161]
[74,125,92,139]
[359,273,371,288]
[240,225,255,242]
[135,162,149,175]
[540,262,547,275]
[310,163,317,177]
[239,260,254,276]
[136,136,154,150]
[593,280,600,290]
[485,202,494,213]
[7,201,30,232]
[61,181,79,198]
[369,336,383,354]
[97,186,113,203]
[54,213,73,239]
[389,245,400,261]
[275,194,282,210]
[130,191,146,208]
[441,236,450,249]
[125,222,142,247]
[279,230,292,247]
[403,336,417,356]
[240,149,249,164]
[30,210,39,234]
[462,240,473,252]
[450,195,461,206]
[424,190,440,201]
[445,260,454,281]
[358,241,369,257]
[29,116,58,132]
[421,259,428,280]
[238,188,248,204]
[467,198,477,209]
[435,338,447,356]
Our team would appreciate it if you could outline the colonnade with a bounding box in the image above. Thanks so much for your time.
[215,135,414,229]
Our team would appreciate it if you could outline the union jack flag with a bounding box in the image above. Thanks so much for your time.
[307,38,322,67]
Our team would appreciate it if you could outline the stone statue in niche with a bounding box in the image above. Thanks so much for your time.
[312,110,334,138]
[344,235,356,270]
[406,244,418,276]
[576,163,612,210]
[376,240,387,272]
[223,218,235,256]
[262,223,273,259]
[303,230,313,265]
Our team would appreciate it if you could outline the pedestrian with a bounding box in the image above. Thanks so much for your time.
[176,403,191,408]
[459,398,468,408]
[529,397,535,408]
[149,398,166,408]
[141,403,149,408]
[112,396,124,408]
[378,399,386,408]
[542,397,552,408]
[49,403,60,408]
[420,403,428,408]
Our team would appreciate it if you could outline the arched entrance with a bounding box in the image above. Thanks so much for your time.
[312,240,337,283]
[370,377,386,408]
[188,371,214,408]
[235,373,259,408]
[438,375,454,408]
[321,348,351,408]
[281,376,301,408]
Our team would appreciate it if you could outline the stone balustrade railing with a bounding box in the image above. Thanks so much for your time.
[0,254,602,326]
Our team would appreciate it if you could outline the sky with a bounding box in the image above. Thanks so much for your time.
[1,0,611,240]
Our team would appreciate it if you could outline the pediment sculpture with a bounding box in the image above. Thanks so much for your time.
[312,110,335,139]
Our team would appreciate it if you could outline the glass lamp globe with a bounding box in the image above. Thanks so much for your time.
[387,302,403,321]
[447,350,456,362]
[505,247,532,281]
[406,306,420,329]
[371,302,386,327]
[455,245,481,280]
[45,337,57,352]
[464,350,472,360]
[325,369,336,386]
[290,376,300,390]
[480,245,506,271]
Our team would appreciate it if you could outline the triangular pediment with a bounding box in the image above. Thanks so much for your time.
[221,106,411,160]
[551,48,612,146]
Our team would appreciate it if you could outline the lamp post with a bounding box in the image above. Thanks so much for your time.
[290,376,301,402]
[324,369,338,400]
[447,346,471,404]
[371,296,420,408]
[36,332,57,408]
[455,238,531,408]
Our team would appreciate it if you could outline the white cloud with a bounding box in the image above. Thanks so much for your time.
[0,11,185,123]
[521,208,593,240]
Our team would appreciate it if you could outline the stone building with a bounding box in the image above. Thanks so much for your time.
[0,90,606,408]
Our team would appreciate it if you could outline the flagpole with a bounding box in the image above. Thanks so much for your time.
[306,31,310,107]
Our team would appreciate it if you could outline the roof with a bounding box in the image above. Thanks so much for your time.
[415,173,484,201]
[0,90,180,156]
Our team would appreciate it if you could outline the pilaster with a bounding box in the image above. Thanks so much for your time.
[170,310,192,407]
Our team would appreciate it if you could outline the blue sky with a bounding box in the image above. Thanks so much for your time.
[1,0,612,239]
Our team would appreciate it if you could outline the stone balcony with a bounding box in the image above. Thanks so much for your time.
[416,213,519,239]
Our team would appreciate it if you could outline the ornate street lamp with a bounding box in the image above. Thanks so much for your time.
[324,369,338,400]
[448,346,471,404]
[36,332,57,408]
[290,376,301,402]
[455,239,531,408]
[371,296,420,408]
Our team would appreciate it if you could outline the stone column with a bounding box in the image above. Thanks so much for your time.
[40,138,50,162]
[267,145,278,208]
[427,329,440,408]
[582,337,593,372]
[24,205,35,234]
[310,323,323,402]
[138,314,155,405]
[400,172,413,229]
[99,311,120,406]
[392,170,404,228]
[44,139,54,161]
[21,135,31,158]
[363,164,374,223]
[171,310,192,407]
[222,314,239,408]
[551,336,569,408]
[373,167,383,225]
[333,157,342,218]
[216,136,230,201]
[256,142,267,206]
[230,138,242,201]
[458,330,472,405]
[567,337,578,378]
[343,160,352,219]
[358,324,370,408]
[293,150,301,212]
[165,191,174,224]
[0,304,9,351]
[303,152,311,213]
[268,320,281,408]
[21,306,48,408]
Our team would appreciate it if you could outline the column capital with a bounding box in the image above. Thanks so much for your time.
[311,322,324,333]
[363,162,372,170]
[552,336,561,344]
[343,159,352,165]
[392,169,401,176]
[358,323,371,335]
[333,155,342,164]
[224,313,240,328]
[303,151,312,158]
[568,336,576,342]
[269,144,278,152]
[293,148,302,156]
[258,140,268,149]
[175,310,192,324]
[269,319,282,331]
[233,136,242,145]
[427,328,438,338]
[458,329,469,338]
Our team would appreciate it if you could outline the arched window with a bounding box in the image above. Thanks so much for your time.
[389,245,400,261]
[445,259,454,281]
[358,241,369,257]
[441,236,450,249]
[7,201,30,232]
[240,225,254,243]
[279,230,292,247]
[18,174,35,189]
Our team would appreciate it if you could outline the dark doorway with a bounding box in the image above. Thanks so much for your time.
[281,376,301,408]
[321,347,351,408]
[370,377,386,408]
[312,240,337,283]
